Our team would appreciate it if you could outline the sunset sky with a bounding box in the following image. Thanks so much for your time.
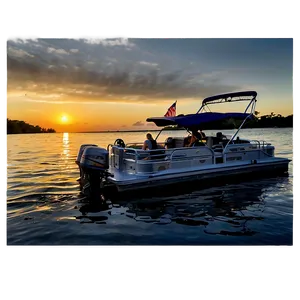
[7,38,293,132]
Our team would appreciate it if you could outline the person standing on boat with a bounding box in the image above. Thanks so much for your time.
[142,133,158,150]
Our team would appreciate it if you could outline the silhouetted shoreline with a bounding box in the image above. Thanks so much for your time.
[7,113,292,134]
[7,119,56,134]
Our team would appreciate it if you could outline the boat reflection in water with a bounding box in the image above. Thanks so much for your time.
[77,174,289,238]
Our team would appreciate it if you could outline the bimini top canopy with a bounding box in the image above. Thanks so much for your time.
[202,91,257,106]
[146,112,251,128]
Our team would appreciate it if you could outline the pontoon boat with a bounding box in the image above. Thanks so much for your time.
[76,91,290,198]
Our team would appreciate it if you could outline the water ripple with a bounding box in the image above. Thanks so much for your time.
[7,129,293,245]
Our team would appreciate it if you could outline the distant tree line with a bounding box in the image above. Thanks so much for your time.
[7,119,56,134]
[244,112,293,128]
[196,112,293,130]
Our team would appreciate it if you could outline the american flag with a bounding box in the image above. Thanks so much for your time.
[164,101,177,117]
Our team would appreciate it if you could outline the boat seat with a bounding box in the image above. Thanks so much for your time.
[233,139,250,144]
[174,138,185,148]
[193,140,206,147]
[222,140,230,147]
[149,149,166,160]
[212,144,223,153]
[212,136,223,145]
[206,136,213,148]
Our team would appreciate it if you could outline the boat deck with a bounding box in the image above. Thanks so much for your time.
[107,156,289,190]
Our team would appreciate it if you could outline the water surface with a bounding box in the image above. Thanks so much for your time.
[7,128,293,245]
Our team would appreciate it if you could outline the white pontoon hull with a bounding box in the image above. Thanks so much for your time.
[107,157,289,192]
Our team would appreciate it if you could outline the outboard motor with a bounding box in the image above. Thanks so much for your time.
[76,144,98,165]
[76,144,98,190]
[79,146,109,198]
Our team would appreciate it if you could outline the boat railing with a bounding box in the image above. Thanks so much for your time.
[249,140,271,149]
[124,148,167,160]
[112,138,274,173]
[124,146,214,159]
[125,142,166,149]
[169,147,215,160]
[242,140,273,159]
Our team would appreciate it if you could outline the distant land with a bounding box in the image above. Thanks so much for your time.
[7,119,56,134]
[7,113,292,134]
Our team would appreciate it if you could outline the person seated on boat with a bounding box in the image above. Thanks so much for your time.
[142,133,165,159]
[142,133,157,150]
[215,132,229,147]
[216,132,227,141]
[192,129,206,140]
[187,130,205,147]
[165,137,173,149]
[188,131,198,146]
[184,136,191,147]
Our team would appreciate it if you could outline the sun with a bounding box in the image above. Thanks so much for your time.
[61,115,69,123]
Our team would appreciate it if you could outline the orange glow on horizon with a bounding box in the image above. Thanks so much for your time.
[7,91,293,133]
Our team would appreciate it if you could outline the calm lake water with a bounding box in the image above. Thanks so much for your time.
[7,128,293,245]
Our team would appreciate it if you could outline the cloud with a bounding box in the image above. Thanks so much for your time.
[7,47,34,58]
[138,61,159,67]
[132,121,145,126]
[83,38,135,48]
[47,47,69,55]
[106,57,118,63]
[7,38,242,104]
[5,56,239,102]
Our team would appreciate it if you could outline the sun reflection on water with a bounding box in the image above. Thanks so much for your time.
[61,132,72,171]
[62,132,69,157]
